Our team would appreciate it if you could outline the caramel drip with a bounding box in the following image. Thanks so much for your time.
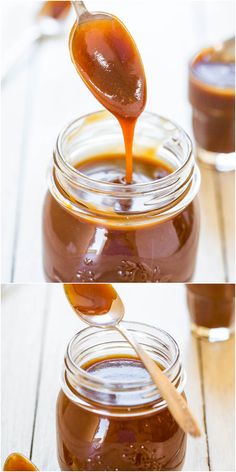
[69,16,146,183]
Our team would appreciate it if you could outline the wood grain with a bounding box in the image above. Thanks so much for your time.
[200,337,235,471]
[216,171,235,282]
[1,285,48,459]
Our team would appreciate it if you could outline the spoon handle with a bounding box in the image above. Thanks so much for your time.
[115,324,201,438]
[72,1,88,20]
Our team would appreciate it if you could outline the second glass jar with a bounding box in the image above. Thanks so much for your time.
[43,111,200,282]
[186,283,235,342]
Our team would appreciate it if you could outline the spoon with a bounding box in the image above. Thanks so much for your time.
[69,1,146,183]
[2,1,71,83]
[70,0,146,120]
[3,453,38,471]
[64,284,201,437]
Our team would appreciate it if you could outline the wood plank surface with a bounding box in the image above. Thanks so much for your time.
[217,171,235,282]
[1,2,36,282]
[1,284,48,459]
[200,336,235,471]
[1,0,235,283]
[2,283,235,471]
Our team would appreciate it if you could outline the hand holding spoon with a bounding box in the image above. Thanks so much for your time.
[64,284,201,437]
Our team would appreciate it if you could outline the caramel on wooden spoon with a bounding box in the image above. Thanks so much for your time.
[64,283,201,437]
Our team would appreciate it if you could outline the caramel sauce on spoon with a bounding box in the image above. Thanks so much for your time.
[69,7,147,183]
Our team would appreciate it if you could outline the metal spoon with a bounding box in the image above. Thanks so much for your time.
[64,284,201,437]
[2,1,71,83]
[3,453,38,471]
[71,1,111,23]
[70,1,146,114]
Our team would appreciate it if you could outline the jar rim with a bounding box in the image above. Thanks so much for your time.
[55,109,194,195]
[66,321,180,391]
[62,321,186,414]
[188,47,235,95]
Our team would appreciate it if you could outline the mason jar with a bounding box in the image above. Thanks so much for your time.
[43,111,200,282]
[56,322,187,471]
[186,283,235,342]
[188,46,235,171]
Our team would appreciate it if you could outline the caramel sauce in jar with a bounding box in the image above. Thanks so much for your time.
[189,47,235,153]
[57,324,187,471]
[186,284,235,330]
[43,147,200,282]
[43,110,200,283]
[43,6,200,281]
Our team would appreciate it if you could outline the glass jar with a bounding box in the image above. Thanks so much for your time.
[188,47,235,171]
[43,111,200,282]
[186,284,235,342]
[57,322,187,471]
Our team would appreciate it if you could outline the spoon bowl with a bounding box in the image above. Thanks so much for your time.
[70,1,147,121]
[3,453,38,471]
[64,284,125,328]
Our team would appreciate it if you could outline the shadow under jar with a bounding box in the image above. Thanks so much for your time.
[43,111,200,282]
[186,284,235,342]
[57,322,187,471]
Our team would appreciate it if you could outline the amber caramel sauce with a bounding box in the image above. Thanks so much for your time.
[3,453,38,471]
[39,1,71,20]
[57,154,175,228]
[57,355,186,471]
[186,284,235,329]
[191,48,235,93]
[69,16,146,183]
[74,153,172,183]
[189,47,235,153]
[43,11,200,283]
[81,354,164,379]
[65,283,117,315]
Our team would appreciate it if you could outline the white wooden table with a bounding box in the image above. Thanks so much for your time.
[2,283,235,471]
[1,0,235,283]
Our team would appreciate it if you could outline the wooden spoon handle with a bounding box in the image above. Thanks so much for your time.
[116,325,201,437]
